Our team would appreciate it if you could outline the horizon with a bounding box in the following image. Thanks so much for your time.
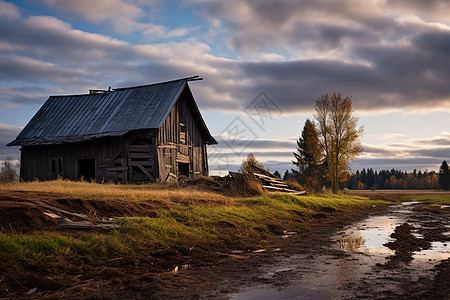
[1,0,449,175]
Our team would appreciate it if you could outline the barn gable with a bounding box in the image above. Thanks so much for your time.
[8,76,217,182]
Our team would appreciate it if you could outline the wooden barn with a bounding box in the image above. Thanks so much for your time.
[8,76,217,183]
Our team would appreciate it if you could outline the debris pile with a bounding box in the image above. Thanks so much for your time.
[34,201,118,230]
[186,165,306,195]
[246,165,306,195]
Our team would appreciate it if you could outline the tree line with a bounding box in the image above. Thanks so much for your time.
[279,161,449,191]
[346,168,440,190]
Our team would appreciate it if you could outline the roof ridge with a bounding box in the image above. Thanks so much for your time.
[47,76,202,98]
[112,75,202,91]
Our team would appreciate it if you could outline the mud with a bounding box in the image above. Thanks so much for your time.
[151,198,450,299]
[0,191,449,299]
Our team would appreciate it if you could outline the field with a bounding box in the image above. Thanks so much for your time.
[0,180,448,298]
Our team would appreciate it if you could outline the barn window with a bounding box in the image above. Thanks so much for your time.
[180,123,186,144]
[78,158,96,181]
[50,157,63,175]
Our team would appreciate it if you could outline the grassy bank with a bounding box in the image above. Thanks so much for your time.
[0,180,391,265]
[0,180,395,297]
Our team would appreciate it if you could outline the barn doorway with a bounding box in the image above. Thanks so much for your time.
[178,162,190,177]
[78,159,96,181]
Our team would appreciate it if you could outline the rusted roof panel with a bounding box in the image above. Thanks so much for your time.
[8,77,216,146]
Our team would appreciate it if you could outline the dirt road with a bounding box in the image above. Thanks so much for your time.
[1,190,448,299]
[152,199,449,299]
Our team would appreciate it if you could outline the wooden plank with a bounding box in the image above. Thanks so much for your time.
[128,161,154,167]
[106,166,128,171]
[128,152,152,159]
[106,151,123,163]
[158,145,177,149]
[127,145,151,152]
[136,163,155,181]
[34,201,91,221]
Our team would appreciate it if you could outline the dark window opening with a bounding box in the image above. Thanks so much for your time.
[79,159,96,181]
[57,157,63,173]
[50,157,63,175]
[178,162,190,177]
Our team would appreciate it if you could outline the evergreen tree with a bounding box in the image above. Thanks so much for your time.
[273,170,281,178]
[438,160,450,191]
[293,119,322,175]
[292,119,323,191]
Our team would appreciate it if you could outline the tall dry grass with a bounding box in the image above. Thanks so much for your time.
[0,178,231,205]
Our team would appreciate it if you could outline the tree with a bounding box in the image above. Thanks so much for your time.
[292,119,323,190]
[283,170,290,181]
[273,170,281,178]
[239,153,263,173]
[438,160,450,191]
[314,93,363,192]
[0,157,18,183]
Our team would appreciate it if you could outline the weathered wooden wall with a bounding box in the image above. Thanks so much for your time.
[157,87,209,182]
[19,86,211,183]
[20,137,125,181]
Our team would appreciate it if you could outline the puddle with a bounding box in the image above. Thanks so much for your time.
[337,201,450,260]
[337,215,401,255]
[232,286,330,300]
[413,242,450,261]
[230,201,449,300]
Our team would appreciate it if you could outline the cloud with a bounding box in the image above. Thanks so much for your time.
[0,123,22,160]
[0,1,20,19]
[198,0,450,112]
[2,1,450,114]
[39,0,194,37]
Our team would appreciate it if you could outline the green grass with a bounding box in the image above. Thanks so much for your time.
[0,180,389,267]
[407,194,450,204]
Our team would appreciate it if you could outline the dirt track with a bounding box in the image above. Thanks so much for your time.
[0,190,449,299]
[151,199,450,299]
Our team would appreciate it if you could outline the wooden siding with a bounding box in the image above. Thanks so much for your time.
[157,88,209,181]
[20,137,126,181]
[18,85,212,183]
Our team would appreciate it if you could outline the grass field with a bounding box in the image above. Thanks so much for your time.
[0,179,393,264]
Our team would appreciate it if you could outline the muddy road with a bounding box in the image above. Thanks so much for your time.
[154,200,449,299]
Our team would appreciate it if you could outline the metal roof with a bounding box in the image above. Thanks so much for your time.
[8,76,217,146]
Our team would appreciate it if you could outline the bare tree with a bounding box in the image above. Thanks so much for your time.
[0,157,18,183]
[239,153,263,173]
[314,93,363,192]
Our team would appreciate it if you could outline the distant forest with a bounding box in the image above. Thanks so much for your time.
[345,169,439,190]
[279,168,440,190]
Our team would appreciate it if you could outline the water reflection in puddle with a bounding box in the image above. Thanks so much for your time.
[231,201,449,300]
[338,202,450,260]
[337,215,401,255]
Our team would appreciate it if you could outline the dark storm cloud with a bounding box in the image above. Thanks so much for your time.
[2,0,450,113]
[200,0,450,112]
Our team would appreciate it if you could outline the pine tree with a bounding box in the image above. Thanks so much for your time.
[292,119,323,191]
[438,160,450,191]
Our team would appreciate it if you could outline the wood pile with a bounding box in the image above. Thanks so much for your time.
[245,165,306,195]
[185,165,306,195]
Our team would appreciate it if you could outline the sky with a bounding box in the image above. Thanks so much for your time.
[0,0,449,175]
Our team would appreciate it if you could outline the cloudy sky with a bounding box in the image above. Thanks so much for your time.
[1,0,449,175]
